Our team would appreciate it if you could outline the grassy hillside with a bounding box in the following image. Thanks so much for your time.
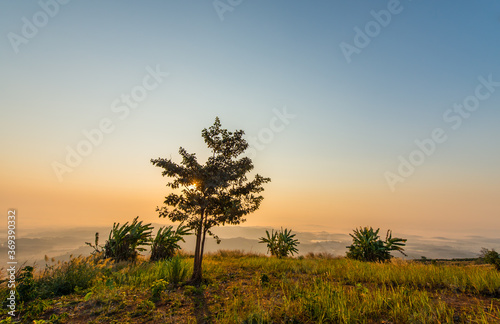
[2,251,500,323]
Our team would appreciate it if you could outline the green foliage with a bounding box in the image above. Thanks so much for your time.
[38,255,106,297]
[85,232,103,255]
[480,248,500,271]
[164,256,189,285]
[346,227,407,262]
[3,253,500,322]
[17,266,36,302]
[183,284,203,296]
[151,117,270,283]
[150,279,168,302]
[103,216,153,262]
[150,223,191,261]
[259,228,299,258]
[133,300,156,317]
[260,274,270,286]
[27,301,50,320]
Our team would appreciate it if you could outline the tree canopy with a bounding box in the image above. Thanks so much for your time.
[151,117,270,282]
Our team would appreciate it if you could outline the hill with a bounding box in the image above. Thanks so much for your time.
[3,225,498,267]
[1,251,500,323]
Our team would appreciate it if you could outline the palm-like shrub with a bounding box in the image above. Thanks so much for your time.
[150,223,191,261]
[346,227,407,262]
[259,228,299,258]
[103,216,153,262]
[164,256,189,285]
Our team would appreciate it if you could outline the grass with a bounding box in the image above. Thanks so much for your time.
[1,250,500,323]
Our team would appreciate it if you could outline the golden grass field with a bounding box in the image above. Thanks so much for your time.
[2,250,500,323]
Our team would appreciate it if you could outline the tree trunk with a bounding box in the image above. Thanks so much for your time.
[199,226,208,276]
[191,210,204,283]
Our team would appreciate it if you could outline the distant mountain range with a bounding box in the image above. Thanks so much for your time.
[1,225,498,266]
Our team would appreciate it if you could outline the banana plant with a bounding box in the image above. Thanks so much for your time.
[346,227,406,262]
[259,227,299,258]
[103,216,153,262]
[384,229,408,257]
[150,223,191,261]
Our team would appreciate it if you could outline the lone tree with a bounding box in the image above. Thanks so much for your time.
[151,117,271,283]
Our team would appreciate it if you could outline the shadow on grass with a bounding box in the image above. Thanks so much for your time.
[187,285,212,324]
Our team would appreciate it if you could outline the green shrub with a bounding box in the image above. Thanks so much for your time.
[183,285,203,296]
[17,266,36,302]
[259,228,299,258]
[132,300,156,317]
[38,255,109,298]
[150,223,191,261]
[103,216,153,262]
[164,256,189,285]
[480,248,500,271]
[150,279,168,302]
[346,227,407,262]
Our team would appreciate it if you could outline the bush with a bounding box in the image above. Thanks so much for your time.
[479,248,500,271]
[346,227,407,262]
[150,223,191,261]
[17,266,36,302]
[259,228,300,258]
[164,256,189,285]
[103,216,153,262]
[150,279,168,302]
[38,255,109,297]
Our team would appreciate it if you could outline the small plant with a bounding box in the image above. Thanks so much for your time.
[150,279,168,302]
[355,283,369,296]
[37,255,107,297]
[17,266,36,302]
[183,285,203,296]
[85,232,103,255]
[150,223,191,261]
[133,300,156,317]
[259,227,300,258]
[479,248,500,271]
[260,273,270,286]
[346,227,407,262]
[103,216,153,262]
[24,300,50,321]
[164,256,189,285]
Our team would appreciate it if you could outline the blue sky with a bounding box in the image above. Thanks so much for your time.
[1,1,499,236]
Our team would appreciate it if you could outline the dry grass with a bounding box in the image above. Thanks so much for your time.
[2,251,500,323]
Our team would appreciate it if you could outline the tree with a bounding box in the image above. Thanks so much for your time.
[479,248,500,271]
[151,117,271,283]
[346,227,407,262]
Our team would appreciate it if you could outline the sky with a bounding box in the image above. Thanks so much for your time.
[1,0,500,239]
